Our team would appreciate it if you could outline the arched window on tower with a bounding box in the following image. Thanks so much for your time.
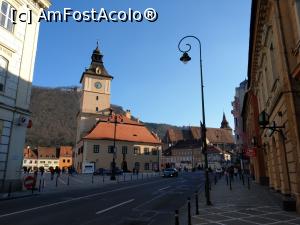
[96,107,98,112]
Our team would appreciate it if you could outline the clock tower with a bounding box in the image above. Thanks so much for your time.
[76,44,113,142]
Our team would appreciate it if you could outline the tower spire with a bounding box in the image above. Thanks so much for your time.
[221,112,230,129]
[91,42,103,64]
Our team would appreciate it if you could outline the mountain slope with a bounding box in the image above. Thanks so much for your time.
[26,86,177,147]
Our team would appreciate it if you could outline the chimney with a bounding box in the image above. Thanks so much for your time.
[125,109,131,119]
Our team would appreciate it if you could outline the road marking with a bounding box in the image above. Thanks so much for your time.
[0,179,166,218]
[158,186,170,191]
[58,177,66,185]
[69,176,84,184]
[96,199,135,215]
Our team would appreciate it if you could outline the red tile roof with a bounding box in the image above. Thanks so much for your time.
[207,145,223,154]
[84,114,161,144]
[38,147,58,159]
[165,127,234,144]
[60,146,72,157]
[23,148,38,159]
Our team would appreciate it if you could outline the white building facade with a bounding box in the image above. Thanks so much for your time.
[0,0,50,191]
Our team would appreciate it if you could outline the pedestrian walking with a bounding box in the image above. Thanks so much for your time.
[229,166,234,181]
[39,166,45,177]
[234,167,238,179]
[50,167,54,180]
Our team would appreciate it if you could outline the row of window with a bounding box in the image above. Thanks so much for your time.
[23,160,59,164]
[62,159,71,163]
[134,162,158,171]
[93,145,158,155]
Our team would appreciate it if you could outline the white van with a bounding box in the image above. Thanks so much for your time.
[82,163,95,174]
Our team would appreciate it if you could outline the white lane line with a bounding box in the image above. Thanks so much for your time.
[69,176,84,184]
[58,177,66,185]
[0,179,164,219]
[158,186,170,191]
[95,199,135,215]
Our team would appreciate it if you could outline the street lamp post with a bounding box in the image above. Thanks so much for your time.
[109,108,117,180]
[178,35,212,206]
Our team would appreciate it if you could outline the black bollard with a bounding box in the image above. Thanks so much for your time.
[229,176,232,190]
[38,179,41,192]
[56,176,58,187]
[214,175,217,185]
[67,175,70,186]
[187,197,191,225]
[226,175,228,185]
[248,176,250,189]
[242,174,245,185]
[8,182,12,198]
[195,191,199,215]
[175,210,179,225]
[42,179,45,189]
[31,183,34,194]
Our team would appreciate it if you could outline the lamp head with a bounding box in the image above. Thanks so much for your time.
[259,110,269,128]
[180,52,191,64]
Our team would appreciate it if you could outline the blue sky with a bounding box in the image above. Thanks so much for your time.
[34,0,251,128]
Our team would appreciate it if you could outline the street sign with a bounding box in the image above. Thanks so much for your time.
[244,148,257,157]
[23,175,36,190]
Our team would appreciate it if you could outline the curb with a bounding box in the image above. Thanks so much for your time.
[0,193,40,202]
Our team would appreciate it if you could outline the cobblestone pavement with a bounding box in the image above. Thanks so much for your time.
[190,175,300,225]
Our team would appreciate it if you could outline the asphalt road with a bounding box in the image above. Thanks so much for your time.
[0,172,206,225]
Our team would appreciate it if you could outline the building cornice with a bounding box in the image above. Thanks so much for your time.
[31,0,51,9]
[248,0,269,89]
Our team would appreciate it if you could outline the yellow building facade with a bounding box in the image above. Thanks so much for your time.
[245,0,300,212]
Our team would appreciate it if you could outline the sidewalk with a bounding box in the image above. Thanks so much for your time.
[0,172,161,201]
[190,175,300,225]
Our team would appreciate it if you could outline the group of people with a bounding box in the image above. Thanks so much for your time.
[23,165,76,180]
[223,165,249,180]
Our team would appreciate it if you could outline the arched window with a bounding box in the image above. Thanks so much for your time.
[0,56,8,92]
[0,1,15,32]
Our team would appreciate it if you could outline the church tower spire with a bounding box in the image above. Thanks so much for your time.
[220,112,231,129]
[91,41,103,64]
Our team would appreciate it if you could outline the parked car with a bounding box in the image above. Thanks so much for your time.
[105,167,123,176]
[93,168,109,175]
[215,168,223,173]
[163,168,178,177]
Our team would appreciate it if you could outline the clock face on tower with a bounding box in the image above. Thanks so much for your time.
[94,82,102,89]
